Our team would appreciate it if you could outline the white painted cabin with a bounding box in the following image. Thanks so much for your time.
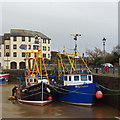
[25,76,48,86]
[63,74,93,86]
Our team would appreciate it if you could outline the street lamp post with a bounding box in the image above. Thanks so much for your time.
[102,38,106,73]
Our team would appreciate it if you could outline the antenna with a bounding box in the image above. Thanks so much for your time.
[70,34,81,56]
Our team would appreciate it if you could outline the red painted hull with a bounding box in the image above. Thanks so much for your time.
[0,74,9,82]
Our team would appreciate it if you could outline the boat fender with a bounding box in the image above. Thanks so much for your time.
[8,96,16,100]
[48,96,52,100]
[46,88,51,93]
[96,91,103,99]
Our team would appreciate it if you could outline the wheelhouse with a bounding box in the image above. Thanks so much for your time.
[63,74,93,86]
[25,76,48,86]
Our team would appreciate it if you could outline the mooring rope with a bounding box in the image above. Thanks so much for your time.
[98,84,120,92]
[50,84,120,96]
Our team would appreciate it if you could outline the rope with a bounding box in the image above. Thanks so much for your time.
[50,84,120,96]
[50,84,95,95]
[98,84,120,93]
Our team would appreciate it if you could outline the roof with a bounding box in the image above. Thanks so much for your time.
[4,33,10,40]
[0,36,4,44]
[10,29,51,40]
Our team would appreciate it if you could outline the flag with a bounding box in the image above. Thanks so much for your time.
[19,44,27,50]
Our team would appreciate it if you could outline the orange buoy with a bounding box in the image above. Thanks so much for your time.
[48,96,52,100]
[96,91,103,99]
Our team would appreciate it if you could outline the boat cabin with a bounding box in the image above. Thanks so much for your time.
[25,76,48,86]
[63,74,93,86]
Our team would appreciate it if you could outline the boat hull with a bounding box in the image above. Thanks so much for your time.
[58,83,98,105]
[16,82,53,106]
[0,74,9,81]
[18,99,52,106]
[0,74,9,85]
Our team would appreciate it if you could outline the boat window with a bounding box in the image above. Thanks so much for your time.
[64,76,67,81]
[88,76,91,81]
[34,79,36,82]
[81,75,87,81]
[69,76,71,81]
[74,76,79,81]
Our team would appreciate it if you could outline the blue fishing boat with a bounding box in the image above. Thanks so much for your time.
[49,34,100,106]
[55,73,98,105]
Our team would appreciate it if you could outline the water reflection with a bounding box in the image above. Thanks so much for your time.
[2,84,120,118]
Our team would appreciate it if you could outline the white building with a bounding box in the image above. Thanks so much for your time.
[0,36,4,69]
[3,29,51,69]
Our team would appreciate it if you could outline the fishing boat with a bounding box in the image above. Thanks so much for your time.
[49,34,101,106]
[0,70,9,85]
[11,50,53,106]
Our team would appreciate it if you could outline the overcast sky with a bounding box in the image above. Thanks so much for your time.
[0,1,118,55]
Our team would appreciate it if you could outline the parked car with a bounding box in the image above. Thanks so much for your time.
[101,63,114,68]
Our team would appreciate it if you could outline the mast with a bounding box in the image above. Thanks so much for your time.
[70,34,81,71]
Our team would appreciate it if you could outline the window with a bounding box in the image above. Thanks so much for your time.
[29,45,31,50]
[43,39,46,43]
[81,75,87,81]
[64,76,67,81]
[48,47,50,51]
[37,46,39,50]
[0,52,1,57]
[48,40,50,44]
[6,52,9,56]
[13,44,17,49]
[6,45,9,49]
[28,37,31,42]
[13,52,17,57]
[35,39,39,44]
[29,53,31,57]
[74,76,79,81]
[33,45,36,50]
[69,76,71,81]
[43,46,46,51]
[22,37,25,41]
[35,53,37,57]
[14,37,17,41]
[88,76,91,81]
[48,54,50,58]
[43,53,46,58]
[22,52,25,57]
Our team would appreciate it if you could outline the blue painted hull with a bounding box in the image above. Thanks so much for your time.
[0,78,6,85]
[59,83,98,105]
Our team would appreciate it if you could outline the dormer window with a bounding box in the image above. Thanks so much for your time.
[35,35,40,44]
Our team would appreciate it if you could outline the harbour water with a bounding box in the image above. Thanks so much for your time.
[1,84,120,118]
